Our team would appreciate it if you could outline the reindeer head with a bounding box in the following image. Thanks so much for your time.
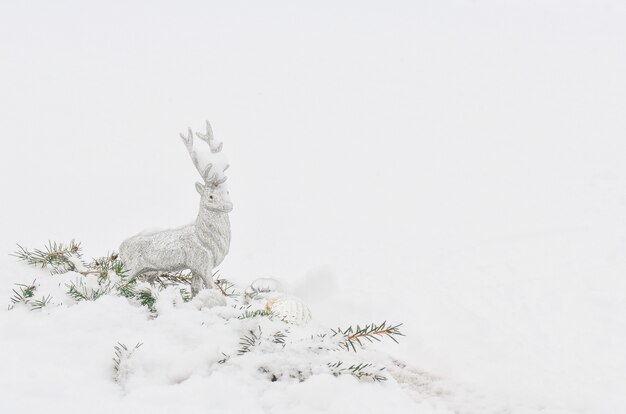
[180,121,233,213]
[194,181,233,212]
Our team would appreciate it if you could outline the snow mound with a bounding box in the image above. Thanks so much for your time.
[1,256,434,414]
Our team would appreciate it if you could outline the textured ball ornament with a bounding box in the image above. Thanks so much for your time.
[265,296,312,326]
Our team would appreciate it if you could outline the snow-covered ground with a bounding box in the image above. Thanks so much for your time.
[1,1,626,413]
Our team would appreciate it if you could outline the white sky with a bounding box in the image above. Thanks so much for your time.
[1,0,624,273]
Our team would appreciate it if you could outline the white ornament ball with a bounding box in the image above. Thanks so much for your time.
[265,296,312,326]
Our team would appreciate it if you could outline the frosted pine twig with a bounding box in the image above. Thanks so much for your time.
[328,361,387,382]
[12,240,84,274]
[113,342,143,388]
[331,321,404,352]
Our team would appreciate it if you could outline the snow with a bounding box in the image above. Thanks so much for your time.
[1,270,426,414]
[1,1,626,413]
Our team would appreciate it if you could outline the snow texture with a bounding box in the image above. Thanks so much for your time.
[2,1,626,413]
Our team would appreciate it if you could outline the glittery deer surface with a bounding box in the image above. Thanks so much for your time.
[119,121,232,296]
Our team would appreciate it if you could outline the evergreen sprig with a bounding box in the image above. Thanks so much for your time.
[238,327,262,355]
[328,361,387,382]
[66,279,112,302]
[9,281,53,310]
[113,342,143,385]
[272,331,287,345]
[116,279,137,299]
[30,295,53,310]
[136,289,157,312]
[12,240,83,274]
[11,242,130,280]
[152,270,193,287]
[88,253,127,278]
[331,321,404,352]
[214,273,236,297]
[10,281,37,305]
[238,309,274,319]
[243,286,264,303]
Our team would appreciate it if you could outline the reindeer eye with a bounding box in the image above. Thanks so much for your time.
[209,195,214,200]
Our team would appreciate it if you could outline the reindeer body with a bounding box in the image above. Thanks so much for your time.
[119,121,232,296]
[119,209,230,293]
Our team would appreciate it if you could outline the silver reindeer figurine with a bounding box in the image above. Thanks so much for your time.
[119,121,232,296]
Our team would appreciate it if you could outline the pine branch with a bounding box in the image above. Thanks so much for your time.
[242,285,265,304]
[238,327,262,355]
[272,331,287,345]
[113,342,143,385]
[12,240,84,274]
[152,270,193,287]
[66,283,88,301]
[136,289,157,312]
[238,309,274,320]
[66,279,112,302]
[214,273,236,297]
[236,327,286,355]
[328,361,387,382]
[331,321,404,352]
[116,279,137,299]
[11,242,130,279]
[30,295,53,310]
[10,281,37,305]
[87,253,128,278]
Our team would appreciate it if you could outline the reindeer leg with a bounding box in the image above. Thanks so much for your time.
[200,263,216,290]
[142,271,159,285]
[198,264,226,307]
[190,270,204,297]
[124,266,145,285]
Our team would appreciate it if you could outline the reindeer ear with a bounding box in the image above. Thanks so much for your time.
[195,182,205,194]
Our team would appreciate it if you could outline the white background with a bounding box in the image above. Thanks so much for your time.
[1,1,625,413]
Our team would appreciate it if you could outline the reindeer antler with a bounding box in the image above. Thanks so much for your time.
[180,121,228,187]
[195,120,223,153]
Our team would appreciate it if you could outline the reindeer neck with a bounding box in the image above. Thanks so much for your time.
[195,204,231,262]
